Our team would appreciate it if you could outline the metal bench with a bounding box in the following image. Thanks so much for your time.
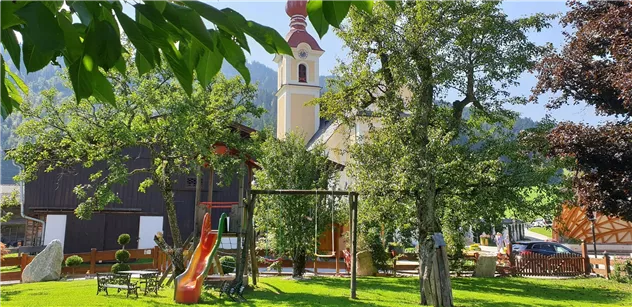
[96,273,138,298]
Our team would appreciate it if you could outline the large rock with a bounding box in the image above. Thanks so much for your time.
[22,240,63,283]
[356,251,377,276]
[473,255,496,277]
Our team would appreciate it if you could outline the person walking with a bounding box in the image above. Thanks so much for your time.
[495,232,504,254]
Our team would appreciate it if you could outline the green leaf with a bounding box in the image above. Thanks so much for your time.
[115,9,156,67]
[92,70,116,106]
[307,0,329,38]
[42,1,63,14]
[243,20,293,56]
[114,56,127,76]
[162,43,193,96]
[70,1,100,26]
[162,3,216,52]
[384,1,397,10]
[147,1,167,13]
[5,77,23,105]
[322,0,351,28]
[22,34,54,72]
[135,50,152,76]
[221,8,291,56]
[6,69,27,95]
[352,1,374,14]
[99,6,120,36]
[68,56,94,102]
[181,39,204,73]
[1,29,21,69]
[196,47,222,88]
[218,32,250,84]
[183,2,249,52]
[84,20,122,70]
[1,57,11,118]
[134,4,182,38]
[15,2,65,51]
[56,14,83,63]
[1,1,27,30]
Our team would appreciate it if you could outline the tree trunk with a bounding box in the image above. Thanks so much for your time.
[154,163,185,278]
[292,247,307,277]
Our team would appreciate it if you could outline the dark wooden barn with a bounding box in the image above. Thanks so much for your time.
[22,125,255,254]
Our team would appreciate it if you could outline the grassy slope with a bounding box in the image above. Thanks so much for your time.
[529,227,553,238]
[2,276,631,307]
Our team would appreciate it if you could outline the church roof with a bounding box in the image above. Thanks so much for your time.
[306,118,340,150]
[286,29,323,51]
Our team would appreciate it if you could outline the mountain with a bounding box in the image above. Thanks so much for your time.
[0,58,538,184]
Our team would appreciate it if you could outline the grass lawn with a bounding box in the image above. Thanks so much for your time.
[1,276,631,307]
[529,227,553,238]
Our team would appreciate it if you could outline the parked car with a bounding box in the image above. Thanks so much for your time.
[531,218,551,227]
[511,241,580,256]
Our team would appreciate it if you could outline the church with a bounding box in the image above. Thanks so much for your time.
[273,0,370,189]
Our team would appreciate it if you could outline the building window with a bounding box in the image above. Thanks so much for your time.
[186,177,202,188]
[298,64,307,83]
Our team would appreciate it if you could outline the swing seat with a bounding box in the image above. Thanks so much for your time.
[262,257,283,264]
[314,252,336,258]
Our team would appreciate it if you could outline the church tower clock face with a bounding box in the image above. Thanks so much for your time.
[298,49,308,59]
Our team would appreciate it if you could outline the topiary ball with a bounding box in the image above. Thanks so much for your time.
[115,249,130,263]
[117,233,131,247]
[220,256,236,274]
[111,263,131,273]
[65,255,83,267]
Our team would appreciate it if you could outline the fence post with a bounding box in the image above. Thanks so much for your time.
[604,252,610,280]
[581,241,590,275]
[152,246,159,269]
[88,248,96,275]
[20,253,28,282]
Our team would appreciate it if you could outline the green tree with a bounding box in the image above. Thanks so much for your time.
[0,0,382,118]
[253,132,338,277]
[0,190,20,222]
[7,55,261,277]
[316,2,565,305]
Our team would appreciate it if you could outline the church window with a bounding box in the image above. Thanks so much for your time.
[298,64,307,83]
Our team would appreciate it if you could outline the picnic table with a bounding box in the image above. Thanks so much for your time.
[117,270,160,295]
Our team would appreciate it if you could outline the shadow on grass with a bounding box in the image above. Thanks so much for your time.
[296,276,416,293]
[244,284,382,307]
[0,289,19,302]
[452,277,627,306]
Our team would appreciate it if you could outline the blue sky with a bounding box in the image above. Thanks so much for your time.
[191,1,610,125]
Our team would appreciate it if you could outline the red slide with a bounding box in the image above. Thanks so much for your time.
[174,212,227,304]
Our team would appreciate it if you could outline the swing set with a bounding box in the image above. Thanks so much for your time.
[250,189,360,299]
[312,189,339,274]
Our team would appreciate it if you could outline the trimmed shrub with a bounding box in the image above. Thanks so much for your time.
[220,256,236,274]
[117,234,131,248]
[112,233,131,273]
[115,249,130,263]
[65,255,83,275]
[111,263,130,273]
[65,255,83,267]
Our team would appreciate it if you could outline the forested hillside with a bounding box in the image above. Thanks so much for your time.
[0,57,536,184]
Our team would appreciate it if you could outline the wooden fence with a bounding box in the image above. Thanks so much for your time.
[0,246,169,282]
[588,252,627,279]
[513,253,585,276]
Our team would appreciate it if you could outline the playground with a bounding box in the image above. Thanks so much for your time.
[1,276,630,307]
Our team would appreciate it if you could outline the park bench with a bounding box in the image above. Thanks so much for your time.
[96,273,139,298]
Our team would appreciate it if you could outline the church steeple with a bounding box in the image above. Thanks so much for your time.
[274,0,324,141]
